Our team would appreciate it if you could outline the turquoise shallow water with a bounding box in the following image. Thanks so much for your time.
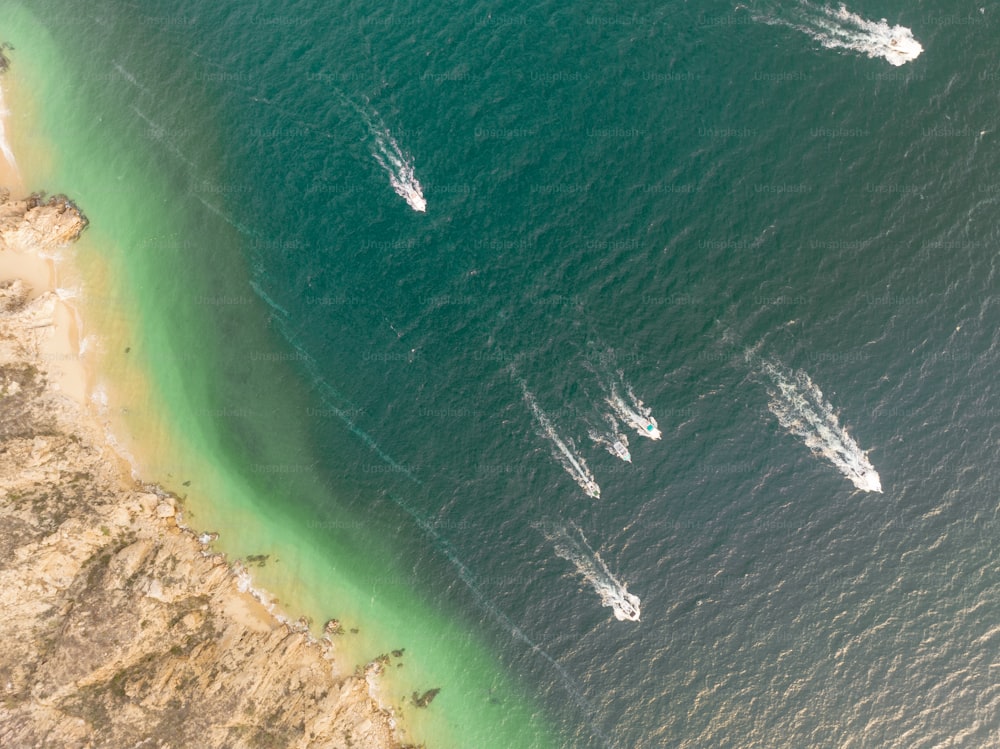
[8,0,1000,745]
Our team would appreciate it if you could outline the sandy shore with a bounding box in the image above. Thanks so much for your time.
[0,55,90,407]
[0,186,409,749]
[0,220,88,398]
[0,76,411,749]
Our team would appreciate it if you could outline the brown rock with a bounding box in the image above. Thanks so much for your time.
[0,190,408,749]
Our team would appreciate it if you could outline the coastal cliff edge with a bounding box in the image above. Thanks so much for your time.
[0,191,410,749]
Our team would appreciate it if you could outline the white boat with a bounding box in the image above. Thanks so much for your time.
[589,417,633,463]
[634,416,661,440]
[607,384,662,441]
[610,397,661,440]
[399,182,426,212]
[611,439,632,463]
[612,589,642,622]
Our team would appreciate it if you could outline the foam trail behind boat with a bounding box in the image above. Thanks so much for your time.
[535,520,641,622]
[753,354,882,492]
[605,375,661,440]
[518,379,601,498]
[749,1,923,67]
[370,125,426,212]
[588,414,632,463]
[338,94,426,212]
[388,493,613,749]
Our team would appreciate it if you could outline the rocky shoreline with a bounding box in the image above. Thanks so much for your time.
[0,191,410,748]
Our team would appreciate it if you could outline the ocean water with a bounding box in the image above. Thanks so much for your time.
[5,0,1000,746]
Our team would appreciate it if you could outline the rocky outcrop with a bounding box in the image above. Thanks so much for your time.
[0,193,408,749]
[0,191,88,250]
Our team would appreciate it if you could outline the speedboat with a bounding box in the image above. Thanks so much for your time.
[611,439,632,463]
[402,184,426,212]
[613,591,641,622]
[607,387,662,440]
[635,416,661,441]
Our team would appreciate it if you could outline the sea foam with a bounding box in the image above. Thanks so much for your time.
[754,354,882,492]
[752,2,923,67]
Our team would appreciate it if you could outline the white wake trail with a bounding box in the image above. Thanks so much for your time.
[756,356,882,492]
[519,381,601,498]
[389,495,613,748]
[752,2,923,67]
[588,414,632,463]
[342,96,425,212]
[585,351,662,441]
[370,128,426,212]
[535,521,641,622]
[606,378,661,440]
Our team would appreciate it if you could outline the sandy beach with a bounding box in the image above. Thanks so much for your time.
[0,66,410,749]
